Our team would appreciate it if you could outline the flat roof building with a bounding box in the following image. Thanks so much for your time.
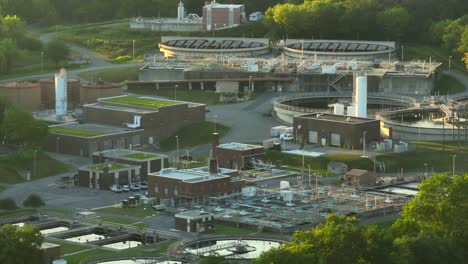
[344,169,376,187]
[83,95,206,145]
[293,113,380,149]
[47,123,144,156]
[217,142,265,170]
[175,210,214,233]
[147,166,243,206]
[202,1,245,31]
[92,149,169,181]
[77,162,141,190]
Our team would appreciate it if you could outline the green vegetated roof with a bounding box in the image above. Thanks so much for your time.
[88,163,127,172]
[49,127,106,137]
[124,153,158,160]
[103,96,177,108]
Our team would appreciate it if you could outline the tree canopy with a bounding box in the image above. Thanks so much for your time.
[0,224,44,264]
[23,193,45,208]
[44,39,70,67]
[256,173,468,264]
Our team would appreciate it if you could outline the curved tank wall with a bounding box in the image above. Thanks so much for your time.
[0,82,41,110]
[80,82,124,105]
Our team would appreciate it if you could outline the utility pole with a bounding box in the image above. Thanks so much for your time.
[132,40,135,62]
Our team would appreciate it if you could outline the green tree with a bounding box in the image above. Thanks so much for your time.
[377,6,411,40]
[23,193,45,208]
[2,108,48,148]
[256,215,393,264]
[0,38,17,74]
[0,224,44,264]
[393,174,468,247]
[44,39,70,66]
[0,198,17,210]
[0,15,25,40]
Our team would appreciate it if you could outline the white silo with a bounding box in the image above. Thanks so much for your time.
[177,1,185,20]
[354,76,368,118]
[55,68,67,116]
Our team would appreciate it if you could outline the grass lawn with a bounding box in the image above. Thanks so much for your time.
[403,44,466,73]
[159,121,230,151]
[77,66,140,83]
[97,215,146,229]
[263,150,374,175]
[433,74,465,95]
[0,150,69,184]
[0,209,36,219]
[376,142,468,174]
[57,22,267,61]
[49,127,106,137]
[0,185,6,193]
[94,206,155,218]
[207,223,257,235]
[103,96,177,108]
[124,153,159,160]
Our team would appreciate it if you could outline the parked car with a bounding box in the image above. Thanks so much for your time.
[280,133,294,141]
[153,204,166,211]
[139,181,148,190]
[121,185,130,192]
[130,183,140,191]
[110,185,122,193]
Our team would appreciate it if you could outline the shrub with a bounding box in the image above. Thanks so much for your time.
[0,198,17,210]
[22,194,45,208]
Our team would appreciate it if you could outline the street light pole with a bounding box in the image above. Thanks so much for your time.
[449,56,452,70]
[301,40,304,60]
[174,84,178,100]
[132,40,135,62]
[176,136,179,168]
[452,155,456,177]
[248,76,252,92]
[362,131,367,157]
[40,52,44,73]
[34,150,37,178]
[307,165,311,189]
[56,137,60,153]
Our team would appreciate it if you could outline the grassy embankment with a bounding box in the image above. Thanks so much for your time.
[0,150,69,184]
[262,141,468,175]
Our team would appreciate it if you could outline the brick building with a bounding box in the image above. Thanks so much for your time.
[92,149,169,181]
[147,167,243,206]
[77,162,141,190]
[83,95,205,144]
[202,1,245,31]
[217,142,265,170]
[344,169,376,187]
[293,113,380,149]
[47,123,144,156]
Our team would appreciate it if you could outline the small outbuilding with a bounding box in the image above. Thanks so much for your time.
[344,169,376,187]
[175,210,214,233]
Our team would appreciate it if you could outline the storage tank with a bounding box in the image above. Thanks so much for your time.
[39,77,80,109]
[0,82,41,110]
[55,68,68,116]
[80,81,123,105]
[354,76,368,118]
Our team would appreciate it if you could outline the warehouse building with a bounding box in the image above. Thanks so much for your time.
[293,113,380,149]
